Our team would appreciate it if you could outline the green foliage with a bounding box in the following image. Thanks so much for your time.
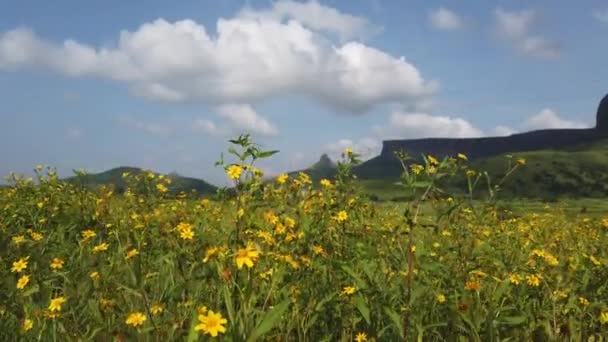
[1,136,608,340]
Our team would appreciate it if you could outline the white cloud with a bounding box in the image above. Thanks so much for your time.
[325,137,382,161]
[117,116,173,137]
[216,104,279,137]
[493,125,517,136]
[494,8,560,58]
[0,4,433,113]
[593,9,608,24]
[385,111,483,139]
[522,108,589,130]
[238,0,380,40]
[429,7,464,31]
[192,118,221,136]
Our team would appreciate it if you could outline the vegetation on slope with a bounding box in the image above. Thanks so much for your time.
[65,166,217,196]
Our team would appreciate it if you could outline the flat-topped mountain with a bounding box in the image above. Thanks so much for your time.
[381,94,608,161]
[355,94,608,180]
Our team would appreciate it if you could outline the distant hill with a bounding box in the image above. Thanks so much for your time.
[65,166,217,195]
[356,138,608,201]
[288,154,337,180]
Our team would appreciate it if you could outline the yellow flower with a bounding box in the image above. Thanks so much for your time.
[427,155,439,165]
[180,228,194,240]
[12,235,26,244]
[150,304,164,315]
[312,245,325,256]
[590,255,601,266]
[48,296,66,312]
[11,257,29,273]
[203,247,219,263]
[457,153,468,161]
[22,318,33,331]
[81,230,96,240]
[526,274,541,287]
[509,274,522,285]
[335,210,348,222]
[195,310,228,337]
[578,297,590,306]
[320,179,332,187]
[235,244,260,269]
[276,173,288,184]
[226,165,243,180]
[284,217,296,229]
[517,158,526,166]
[600,312,608,324]
[92,242,109,253]
[345,148,353,155]
[466,170,476,177]
[125,312,147,327]
[437,294,446,304]
[16,274,30,289]
[30,232,43,241]
[90,271,100,280]
[342,286,357,296]
[355,332,368,342]
[50,258,64,270]
[410,164,424,175]
[176,222,195,240]
[155,183,168,193]
[125,249,139,260]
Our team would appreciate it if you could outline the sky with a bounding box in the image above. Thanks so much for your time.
[1,0,607,185]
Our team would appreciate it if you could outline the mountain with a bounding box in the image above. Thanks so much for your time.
[356,138,608,201]
[289,154,337,180]
[65,166,217,195]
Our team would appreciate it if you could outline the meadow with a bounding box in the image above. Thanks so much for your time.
[2,135,608,341]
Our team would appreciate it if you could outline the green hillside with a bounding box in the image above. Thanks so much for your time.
[354,139,608,201]
[65,166,217,195]
[288,154,337,180]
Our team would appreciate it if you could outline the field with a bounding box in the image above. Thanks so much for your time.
[2,137,608,341]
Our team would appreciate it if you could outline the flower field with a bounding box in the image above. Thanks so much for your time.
[2,136,608,341]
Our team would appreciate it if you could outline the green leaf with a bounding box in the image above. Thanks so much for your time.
[256,150,280,159]
[186,308,200,342]
[383,306,404,339]
[247,299,290,342]
[341,265,367,289]
[354,294,371,325]
[492,279,511,303]
[496,316,527,326]
[411,181,432,188]
[222,286,236,324]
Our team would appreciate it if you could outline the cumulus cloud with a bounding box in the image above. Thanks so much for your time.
[216,104,279,137]
[385,112,483,139]
[0,3,434,113]
[238,0,380,40]
[593,9,608,24]
[494,8,560,58]
[429,7,464,31]
[522,108,589,130]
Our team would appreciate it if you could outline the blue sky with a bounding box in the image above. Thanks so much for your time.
[1,0,607,185]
